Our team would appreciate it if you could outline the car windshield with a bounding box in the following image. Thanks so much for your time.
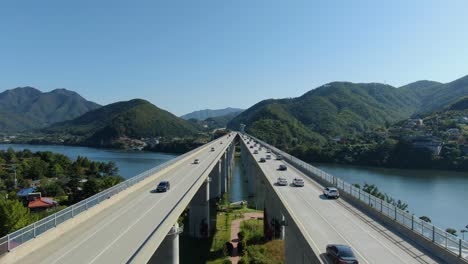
[158,182,168,186]
[338,247,355,257]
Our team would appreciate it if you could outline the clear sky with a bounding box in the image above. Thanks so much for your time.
[1,0,467,115]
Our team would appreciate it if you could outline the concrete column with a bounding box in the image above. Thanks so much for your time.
[220,153,227,194]
[189,180,210,238]
[150,223,180,264]
[209,162,221,200]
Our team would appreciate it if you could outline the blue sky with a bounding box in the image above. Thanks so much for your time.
[1,0,467,115]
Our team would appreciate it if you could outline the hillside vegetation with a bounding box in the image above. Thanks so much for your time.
[0,87,100,132]
[229,75,468,150]
[43,99,199,147]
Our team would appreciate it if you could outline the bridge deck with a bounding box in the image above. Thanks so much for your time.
[4,134,234,264]
[244,138,442,264]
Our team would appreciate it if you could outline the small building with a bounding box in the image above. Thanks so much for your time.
[17,187,37,198]
[28,197,58,211]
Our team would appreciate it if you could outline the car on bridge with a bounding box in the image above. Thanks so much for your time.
[253,150,259,154]
[259,158,266,163]
[249,145,254,149]
[323,187,340,199]
[156,181,171,192]
[276,154,283,160]
[211,147,215,151]
[266,149,271,153]
[220,141,223,144]
[277,177,288,186]
[193,159,200,164]
[266,154,272,160]
[293,178,304,187]
[326,244,358,264]
[278,164,287,171]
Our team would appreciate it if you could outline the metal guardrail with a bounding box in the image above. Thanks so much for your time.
[0,140,210,256]
[243,133,468,259]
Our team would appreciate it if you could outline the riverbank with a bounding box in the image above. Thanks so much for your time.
[315,162,468,231]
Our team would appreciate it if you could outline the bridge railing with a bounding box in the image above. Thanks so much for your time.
[0,140,209,256]
[244,133,468,260]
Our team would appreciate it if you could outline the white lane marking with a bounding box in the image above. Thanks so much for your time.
[244,143,325,262]
[286,164,415,264]
[256,144,414,264]
[251,145,369,263]
[88,139,231,263]
[50,138,229,264]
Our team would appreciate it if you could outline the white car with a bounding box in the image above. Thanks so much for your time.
[276,154,283,160]
[277,177,288,186]
[253,150,259,154]
[193,159,200,164]
[266,149,271,153]
[293,178,304,187]
[266,154,272,160]
[323,187,340,198]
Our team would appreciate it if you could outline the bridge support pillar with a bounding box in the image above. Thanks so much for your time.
[189,179,210,238]
[209,161,221,200]
[220,153,227,194]
[151,223,181,264]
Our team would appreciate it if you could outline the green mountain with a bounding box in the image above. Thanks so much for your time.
[181,107,243,120]
[43,99,199,146]
[0,87,101,132]
[229,75,468,148]
[419,75,468,112]
[448,96,468,111]
[229,82,422,147]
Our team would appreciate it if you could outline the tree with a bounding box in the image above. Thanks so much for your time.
[82,179,100,198]
[419,216,431,223]
[103,161,119,176]
[0,199,32,236]
[446,228,457,236]
[38,182,65,197]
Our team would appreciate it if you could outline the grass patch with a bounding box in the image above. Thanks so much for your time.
[238,218,285,264]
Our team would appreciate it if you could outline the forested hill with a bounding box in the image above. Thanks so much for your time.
[0,87,100,132]
[43,99,199,146]
[229,75,468,148]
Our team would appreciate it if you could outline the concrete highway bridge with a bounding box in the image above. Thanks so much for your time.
[0,132,466,264]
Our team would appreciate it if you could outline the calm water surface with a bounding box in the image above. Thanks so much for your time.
[2,143,466,232]
[0,144,177,179]
[315,163,468,231]
[230,157,249,203]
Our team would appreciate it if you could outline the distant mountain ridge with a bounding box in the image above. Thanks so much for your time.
[181,107,243,120]
[44,99,199,147]
[229,75,468,148]
[0,87,101,132]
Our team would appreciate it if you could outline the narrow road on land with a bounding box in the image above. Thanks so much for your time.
[230,212,263,264]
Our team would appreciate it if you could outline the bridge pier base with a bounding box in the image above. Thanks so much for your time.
[189,179,210,238]
[150,223,181,264]
[209,161,221,200]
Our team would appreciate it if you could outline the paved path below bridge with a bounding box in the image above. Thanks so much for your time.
[230,212,263,264]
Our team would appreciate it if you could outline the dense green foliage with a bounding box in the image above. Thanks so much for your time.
[0,87,100,132]
[238,219,284,264]
[43,99,200,147]
[230,76,468,148]
[229,82,422,147]
[449,96,468,111]
[0,148,124,236]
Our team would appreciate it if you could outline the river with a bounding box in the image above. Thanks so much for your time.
[315,163,468,232]
[1,143,465,232]
[0,144,177,179]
